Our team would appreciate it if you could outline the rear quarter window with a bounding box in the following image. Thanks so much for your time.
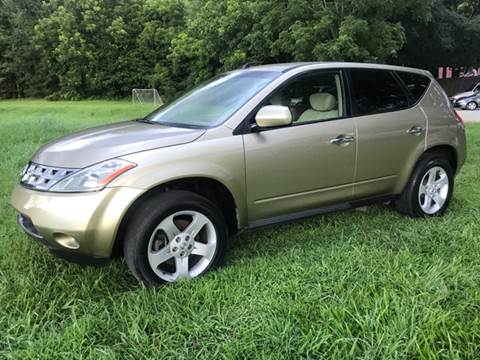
[348,69,410,116]
[396,71,431,104]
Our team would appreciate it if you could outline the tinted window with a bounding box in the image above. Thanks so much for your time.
[261,71,344,124]
[349,69,410,116]
[146,70,281,128]
[396,71,431,103]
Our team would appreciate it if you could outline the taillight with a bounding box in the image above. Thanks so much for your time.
[454,110,465,126]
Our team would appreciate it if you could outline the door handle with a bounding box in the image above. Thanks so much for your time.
[407,126,425,136]
[330,135,355,145]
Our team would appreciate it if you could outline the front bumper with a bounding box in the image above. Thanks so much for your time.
[17,214,110,266]
[11,184,143,260]
[451,99,465,109]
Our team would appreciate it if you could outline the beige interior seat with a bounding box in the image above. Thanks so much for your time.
[297,92,339,123]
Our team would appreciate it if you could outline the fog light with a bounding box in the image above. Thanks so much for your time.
[53,233,80,249]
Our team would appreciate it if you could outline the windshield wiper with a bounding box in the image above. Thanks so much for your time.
[135,118,155,124]
[136,118,207,129]
[136,118,172,126]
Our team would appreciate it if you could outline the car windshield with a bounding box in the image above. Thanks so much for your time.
[145,70,281,128]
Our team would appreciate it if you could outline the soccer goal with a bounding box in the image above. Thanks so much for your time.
[132,88,163,105]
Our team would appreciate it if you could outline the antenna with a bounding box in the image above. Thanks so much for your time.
[242,63,250,69]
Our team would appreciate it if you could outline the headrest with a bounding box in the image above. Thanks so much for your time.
[309,93,337,112]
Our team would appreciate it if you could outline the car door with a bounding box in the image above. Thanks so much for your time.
[347,68,427,198]
[242,70,357,223]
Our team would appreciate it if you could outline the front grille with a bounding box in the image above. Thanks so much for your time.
[20,162,78,191]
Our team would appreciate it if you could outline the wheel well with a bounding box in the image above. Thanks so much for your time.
[112,177,239,257]
[425,145,458,172]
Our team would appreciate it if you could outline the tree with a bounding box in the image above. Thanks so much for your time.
[1,0,480,99]
[397,0,480,72]
[457,0,480,17]
[33,0,142,99]
[31,0,185,99]
[0,0,42,97]
[138,0,185,99]
[168,0,434,93]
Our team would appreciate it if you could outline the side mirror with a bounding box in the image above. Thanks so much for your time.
[255,105,292,128]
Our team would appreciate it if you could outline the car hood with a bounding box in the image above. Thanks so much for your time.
[32,120,206,168]
[452,91,475,100]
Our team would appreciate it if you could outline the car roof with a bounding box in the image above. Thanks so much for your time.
[245,62,431,77]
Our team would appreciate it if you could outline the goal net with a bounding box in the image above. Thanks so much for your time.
[132,88,163,105]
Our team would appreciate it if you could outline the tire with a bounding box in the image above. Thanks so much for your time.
[467,101,478,110]
[395,153,454,218]
[123,190,228,286]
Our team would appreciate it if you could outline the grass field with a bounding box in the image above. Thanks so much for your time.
[1,100,480,359]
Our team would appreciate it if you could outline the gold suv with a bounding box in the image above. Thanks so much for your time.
[11,63,466,285]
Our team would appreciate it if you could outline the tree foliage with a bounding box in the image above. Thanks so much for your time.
[168,0,433,86]
[29,0,185,99]
[0,0,41,97]
[0,0,479,99]
[397,0,480,72]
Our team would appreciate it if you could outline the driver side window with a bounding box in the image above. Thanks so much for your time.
[263,71,345,124]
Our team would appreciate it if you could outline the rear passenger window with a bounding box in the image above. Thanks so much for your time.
[396,71,431,103]
[349,69,410,116]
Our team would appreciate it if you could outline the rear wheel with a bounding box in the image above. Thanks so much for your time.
[123,191,227,285]
[395,153,454,217]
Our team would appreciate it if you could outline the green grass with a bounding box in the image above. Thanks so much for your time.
[1,100,480,359]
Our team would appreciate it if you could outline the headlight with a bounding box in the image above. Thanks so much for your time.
[50,159,136,193]
[19,164,29,178]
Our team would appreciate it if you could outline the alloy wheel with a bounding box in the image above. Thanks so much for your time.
[147,210,217,282]
[467,101,477,110]
[418,166,449,215]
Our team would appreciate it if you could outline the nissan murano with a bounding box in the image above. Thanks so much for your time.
[11,63,466,285]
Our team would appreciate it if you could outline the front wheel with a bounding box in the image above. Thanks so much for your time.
[467,101,478,110]
[123,191,227,286]
[395,154,454,217]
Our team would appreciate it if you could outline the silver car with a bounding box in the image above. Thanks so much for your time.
[451,83,480,110]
